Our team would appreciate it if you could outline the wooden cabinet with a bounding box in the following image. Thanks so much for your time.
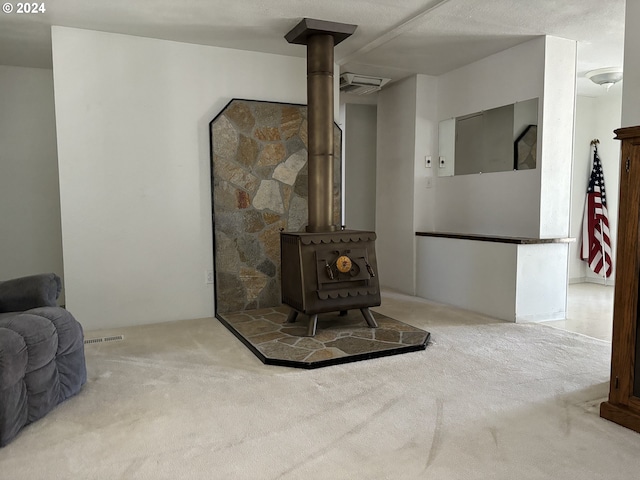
[601,125,640,433]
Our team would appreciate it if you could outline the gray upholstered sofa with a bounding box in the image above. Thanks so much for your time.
[0,273,86,447]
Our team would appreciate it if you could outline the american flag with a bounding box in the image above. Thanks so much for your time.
[580,147,612,277]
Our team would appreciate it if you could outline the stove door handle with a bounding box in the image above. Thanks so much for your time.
[365,261,376,278]
[325,262,334,280]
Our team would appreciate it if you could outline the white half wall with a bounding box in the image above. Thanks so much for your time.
[52,27,306,331]
[515,243,568,321]
[416,236,518,321]
[0,66,64,298]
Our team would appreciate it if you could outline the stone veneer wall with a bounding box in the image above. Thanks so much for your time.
[211,99,342,314]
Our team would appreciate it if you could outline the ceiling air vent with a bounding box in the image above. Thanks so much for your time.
[339,73,391,95]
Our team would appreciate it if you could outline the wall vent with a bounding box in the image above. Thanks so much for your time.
[339,73,391,95]
[84,335,124,345]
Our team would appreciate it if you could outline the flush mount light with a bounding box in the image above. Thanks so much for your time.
[586,67,623,91]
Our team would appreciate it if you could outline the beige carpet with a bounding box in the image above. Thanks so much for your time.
[1,291,639,479]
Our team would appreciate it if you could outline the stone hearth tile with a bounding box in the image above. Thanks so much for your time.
[252,103,282,127]
[285,136,306,157]
[239,268,268,303]
[243,210,265,233]
[299,119,308,148]
[258,220,285,263]
[374,319,419,332]
[215,232,242,274]
[257,259,277,278]
[258,342,311,362]
[232,319,280,337]
[287,195,307,232]
[237,135,259,168]
[272,149,307,186]
[214,156,260,194]
[215,272,247,313]
[401,331,430,345]
[255,127,281,142]
[213,179,239,212]
[258,143,286,166]
[281,106,302,139]
[261,312,285,323]
[262,212,281,225]
[303,348,347,363]
[281,325,308,337]
[311,330,340,342]
[295,337,325,350]
[249,331,288,344]
[281,184,293,212]
[225,313,255,323]
[235,236,261,264]
[212,115,239,159]
[226,101,255,132]
[352,330,375,340]
[257,279,280,308]
[236,190,251,209]
[253,180,284,214]
[325,337,398,355]
[374,329,402,343]
[249,308,277,316]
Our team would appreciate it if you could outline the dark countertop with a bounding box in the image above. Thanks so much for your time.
[415,231,575,245]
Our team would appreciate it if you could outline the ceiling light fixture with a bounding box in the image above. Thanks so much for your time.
[586,67,623,91]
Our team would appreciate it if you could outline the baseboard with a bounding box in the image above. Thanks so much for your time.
[516,311,566,323]
[569,277,615,286]
[584,277,615,286]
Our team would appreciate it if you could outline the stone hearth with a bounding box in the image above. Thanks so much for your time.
[210,99,342,314]
[217,306,430,369]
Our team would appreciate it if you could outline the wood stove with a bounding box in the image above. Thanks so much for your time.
[281,19,381,336]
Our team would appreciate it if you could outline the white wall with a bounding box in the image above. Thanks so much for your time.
[538,36,577,238]
[52,27,307,331]
[414,74,439,234]
[433,37,546,238]
[412,37,576,319]
[569,96,596,281]
[0,66,64,298]
[570,89,622,283]
[344,103,377,231]
[622,0,640,127]
[431,37,576,239]
[376,76,418,294]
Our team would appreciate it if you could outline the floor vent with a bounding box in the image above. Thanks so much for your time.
[84,335,124,345]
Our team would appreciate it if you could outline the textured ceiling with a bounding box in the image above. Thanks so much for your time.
[0,0,625,96]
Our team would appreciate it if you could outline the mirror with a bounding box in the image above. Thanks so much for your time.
[438,98,538,176]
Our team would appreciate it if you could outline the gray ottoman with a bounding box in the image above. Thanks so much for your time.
[0,274,86,447]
